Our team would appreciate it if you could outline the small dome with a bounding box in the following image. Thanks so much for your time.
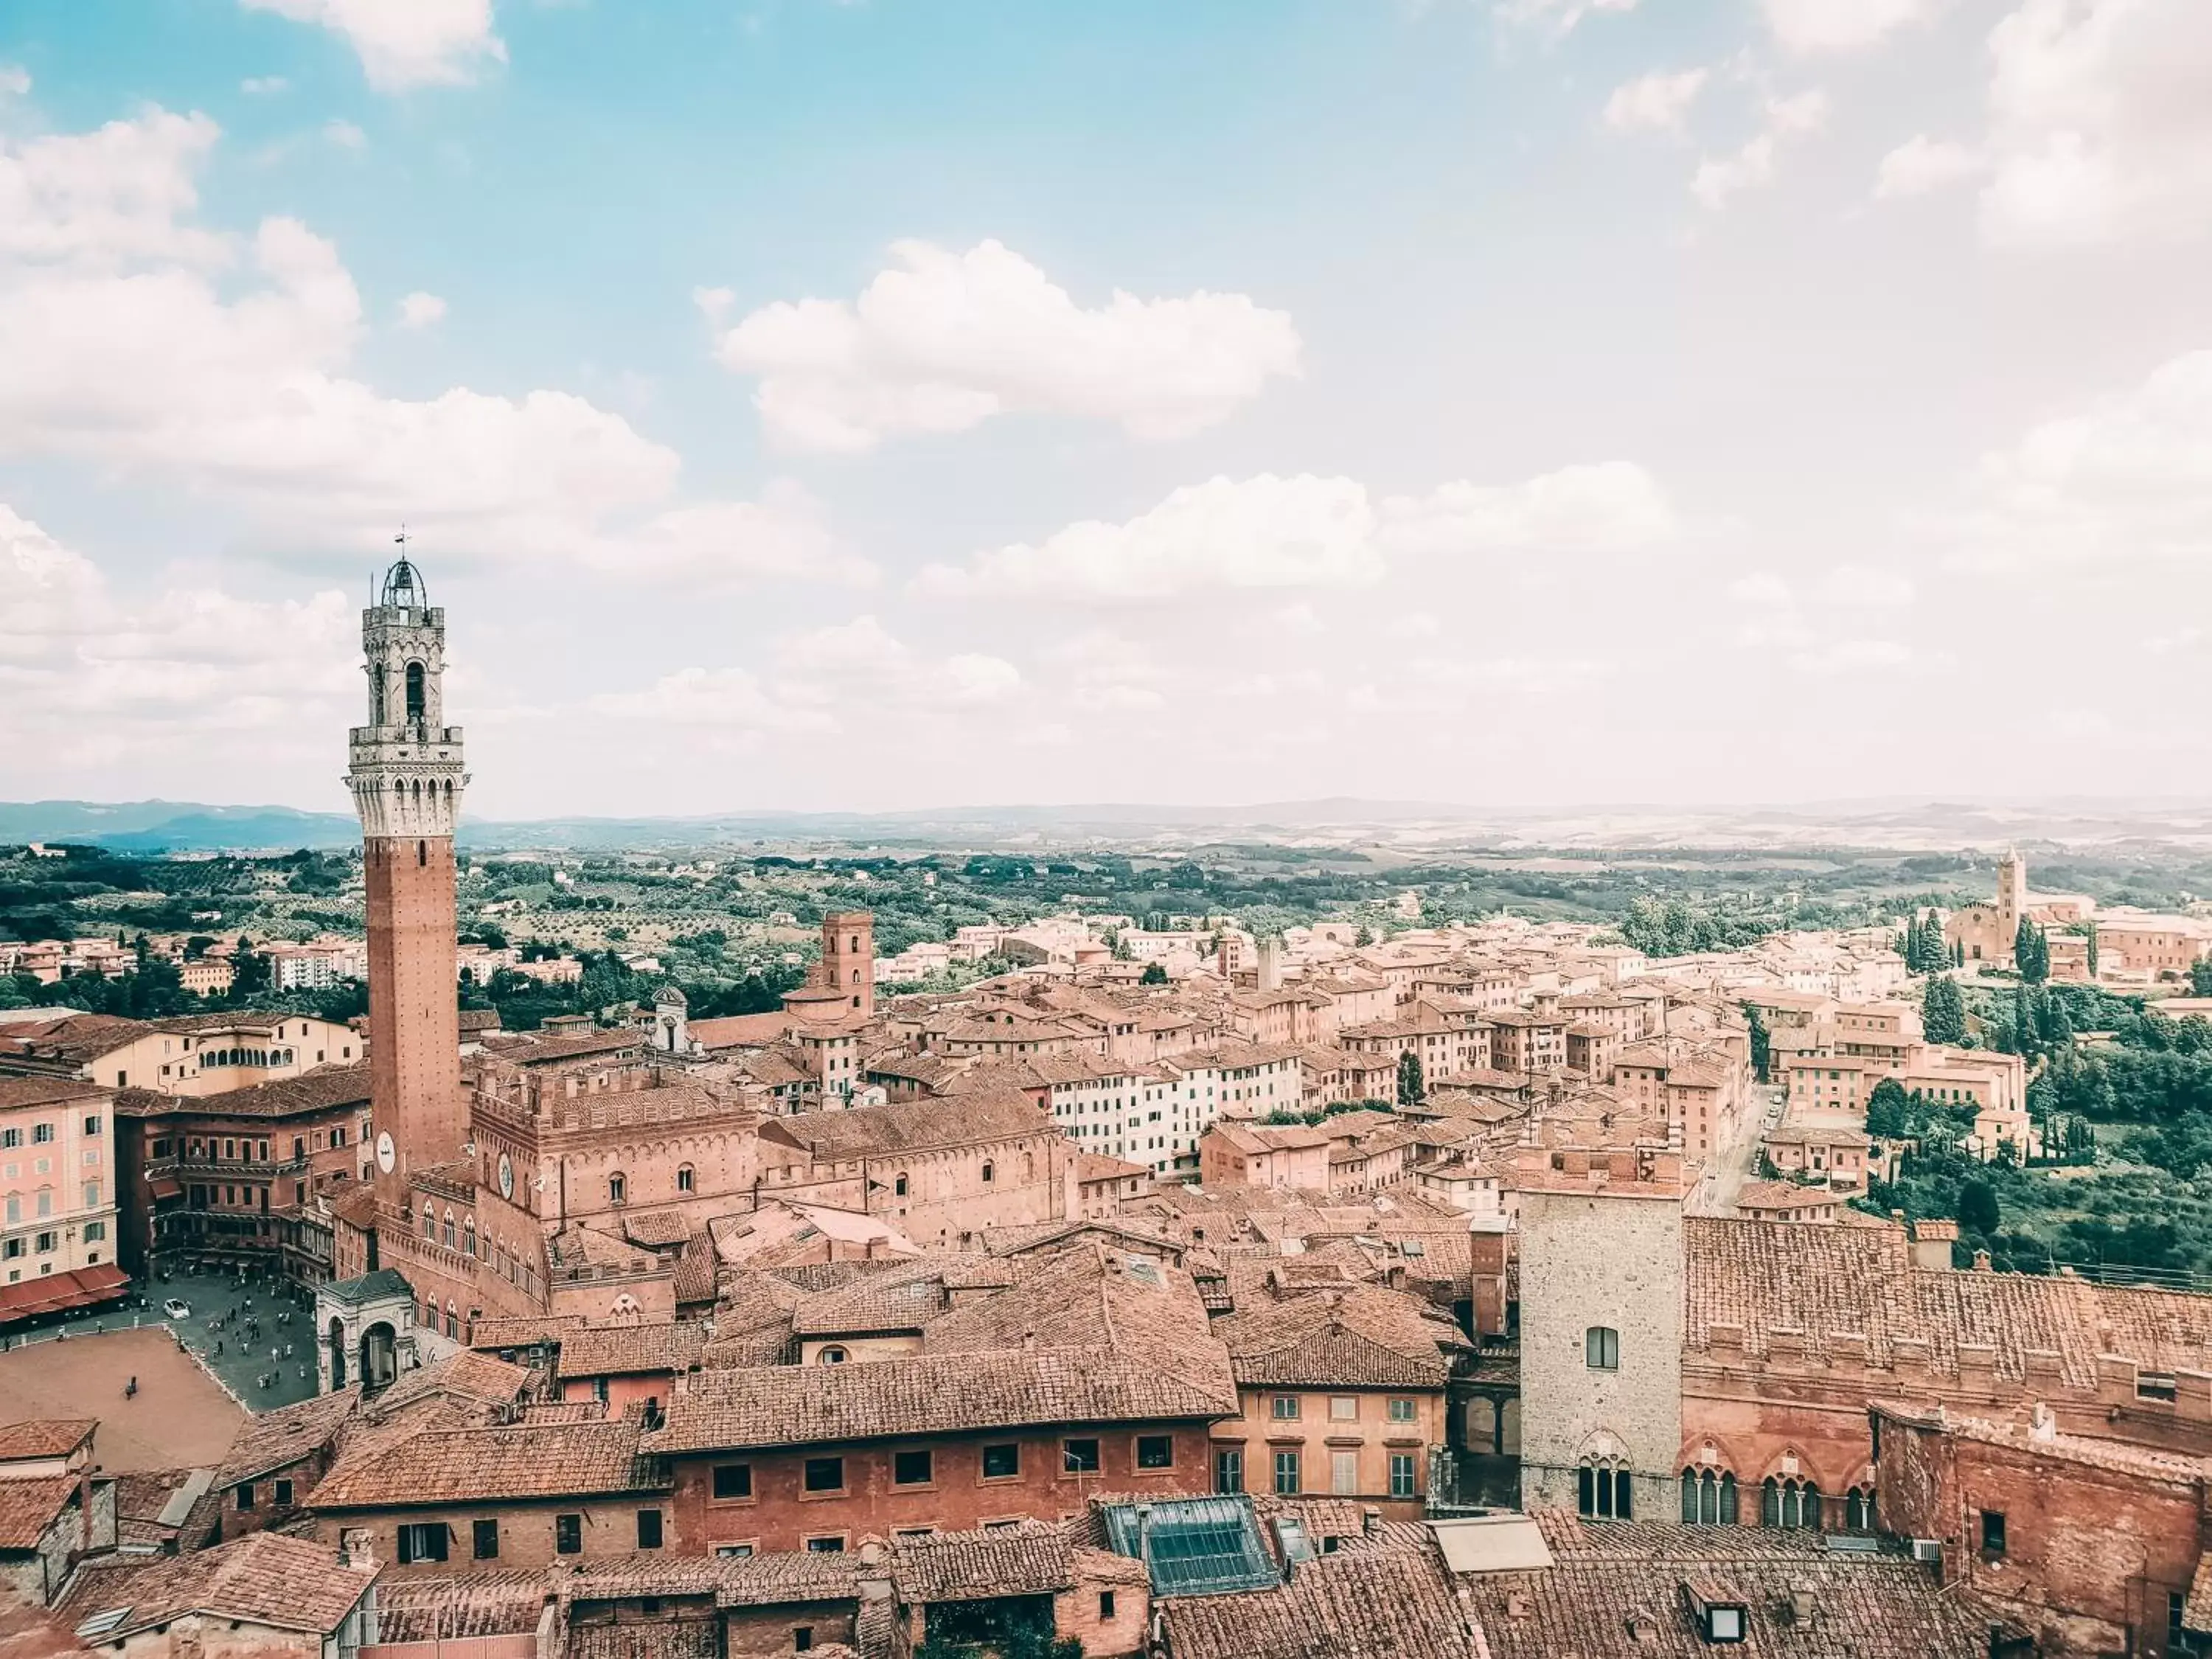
[655,985,688,1007]
[379,557,428,609]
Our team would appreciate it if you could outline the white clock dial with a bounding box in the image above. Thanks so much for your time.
[375,1131,395,1174]
[497,1152,514,1200]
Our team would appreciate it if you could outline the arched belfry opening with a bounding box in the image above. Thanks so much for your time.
[405,661,426,723]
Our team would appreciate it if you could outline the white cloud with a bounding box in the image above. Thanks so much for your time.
[1874,135,1986,199]
[240,75,289,94]
[1604,69,1708,134]
[0,501,357,758]
[1815,563,1917,607]
[323,118,368,150]
[1761,0,1944,54]
[0,100,856,588]
[1381,462,1678,557]
[0,108,227,266]
[914,462,1677,601]
[594,616,1018,740]
[240,0,506,91]
[708,238,1301,453]
[0,64,31,100]
[914,474,1377,601]
[1790,638,1912,674]
[1495,0,1638,40]
[397,289,446,327]
[1692,90,1829,209]
[1728,571,1795,608]
[1958,347,2212,566]
[1975,0,2212,246]
[584,484,875,588]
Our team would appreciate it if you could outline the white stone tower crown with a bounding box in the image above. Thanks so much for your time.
[347,555,467,840]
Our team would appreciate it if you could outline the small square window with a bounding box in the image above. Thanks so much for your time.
[1980,1510,2006,1557]
[1387,1397,1417,1424]
[1063,1438,1101,1475]
[1329,1396,1358,1421]
[712,1464,753,1500]
[982,1443,1020,1479]
[273,1478,293,1507]
[1135,1435,1174,1470]
[804,1456,845,1493]
[1270,1395,1300,1420]
[894,1449,933,1486]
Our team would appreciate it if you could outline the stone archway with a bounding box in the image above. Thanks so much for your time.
[327,1316,348,1390]
[359,1321,397,1391]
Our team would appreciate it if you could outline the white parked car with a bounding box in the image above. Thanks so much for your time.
[162,1298,192,1320]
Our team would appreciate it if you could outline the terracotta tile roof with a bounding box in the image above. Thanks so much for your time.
[215,1385,358,1486]
[554,1321,708,1380]
[365,1350,532,1419]
[621,1209,694,1248]
[0,1077,109,1112]
[648,1343,1238,1455]
[672,1229,719,1307]
[0,1419,94,1461]
[1888,1404,2212,1484]
[1469,1515,1993,1658]
[0,1474,79,1550]
[1215,1288,1461,1391]
[375,1569,549,1641]
[0,1015,150,1068]
[471,1314,587,1351]
[117,1062,372,1121]
[58,1533,376,1638]
[568,1623,718,1659]
[760,1091,1056,1161]
[1158,1544,1481,1659]
[2185,1551,2212,1636]
[313,1417,665,1510]
[1684,1216,2212,1385]
[893,1520,1074,1601]
[919,1245,1222,1371]
[788,1259,959,1336]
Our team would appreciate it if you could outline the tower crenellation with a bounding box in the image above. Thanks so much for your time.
[347,557,467,840]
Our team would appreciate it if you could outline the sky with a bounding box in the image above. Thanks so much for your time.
[1,0,2208,821]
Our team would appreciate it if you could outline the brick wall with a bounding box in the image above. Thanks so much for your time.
[667,1424,1214,1554]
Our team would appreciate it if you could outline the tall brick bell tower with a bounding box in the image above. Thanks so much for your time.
[348,554,468,1219]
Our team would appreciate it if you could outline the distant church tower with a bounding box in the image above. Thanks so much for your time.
[1997,849,2028,961]
[348,556,468,1213]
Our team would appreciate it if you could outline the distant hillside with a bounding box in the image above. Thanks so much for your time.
[0,801,360,852]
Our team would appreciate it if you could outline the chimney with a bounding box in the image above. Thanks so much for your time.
[1972,1248,1992,1272]
[1788,1584,1816,1628]
[1362,1505,1381,1537]
[341,1527,376,1571]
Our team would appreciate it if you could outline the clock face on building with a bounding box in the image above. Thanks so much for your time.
[375,1131,395,1174]
[497,1152,515,1200]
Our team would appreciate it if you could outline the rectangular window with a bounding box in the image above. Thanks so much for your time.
[1329,1396,1358,1422]
[398,1523,449,1564]
[636,1509,664,1550]
[1586,1326,1620,1371]
[1980,1510,2006,1557]
[804,1535,846,1553]
[712,1464,753,1500]
[235,1484,254,1512]
[472,1518,499,1559]
[1387,1397,1417,1424]
[33,1231,54,1253]
[1331,1450,1359,1495]
[1390,1453,1418,1499]
[83,1116,100,1137]
[1273,1450,1301,1495]
[1270,1395,1300,1420]
[1135,1435,1175,1470]
[555,1514,582,1555]
[982,1443,1020,1479]
[1214,1447,1243,1493]
[32,1124,52,1144]
[1063,1438,1102,1475]
[894,1449,933,1486]
[274,1478,293,1507]
[1099,1590,1117,1621]
[803,1456,844,1493]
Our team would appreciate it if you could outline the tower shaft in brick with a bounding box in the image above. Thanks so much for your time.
[347,557,468,1215]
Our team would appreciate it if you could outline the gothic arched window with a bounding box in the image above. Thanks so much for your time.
[676,1164,694,1193]
[1680,1468,1738,1525]
[1843,1486,1877,1533]
[442,1209,456,1251]
[608,1172,627,1205]
[405,661,426,723]
[420,1203,434,1239]
[1761,1475,1821,1530]
[1577,1461,1632,1520]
